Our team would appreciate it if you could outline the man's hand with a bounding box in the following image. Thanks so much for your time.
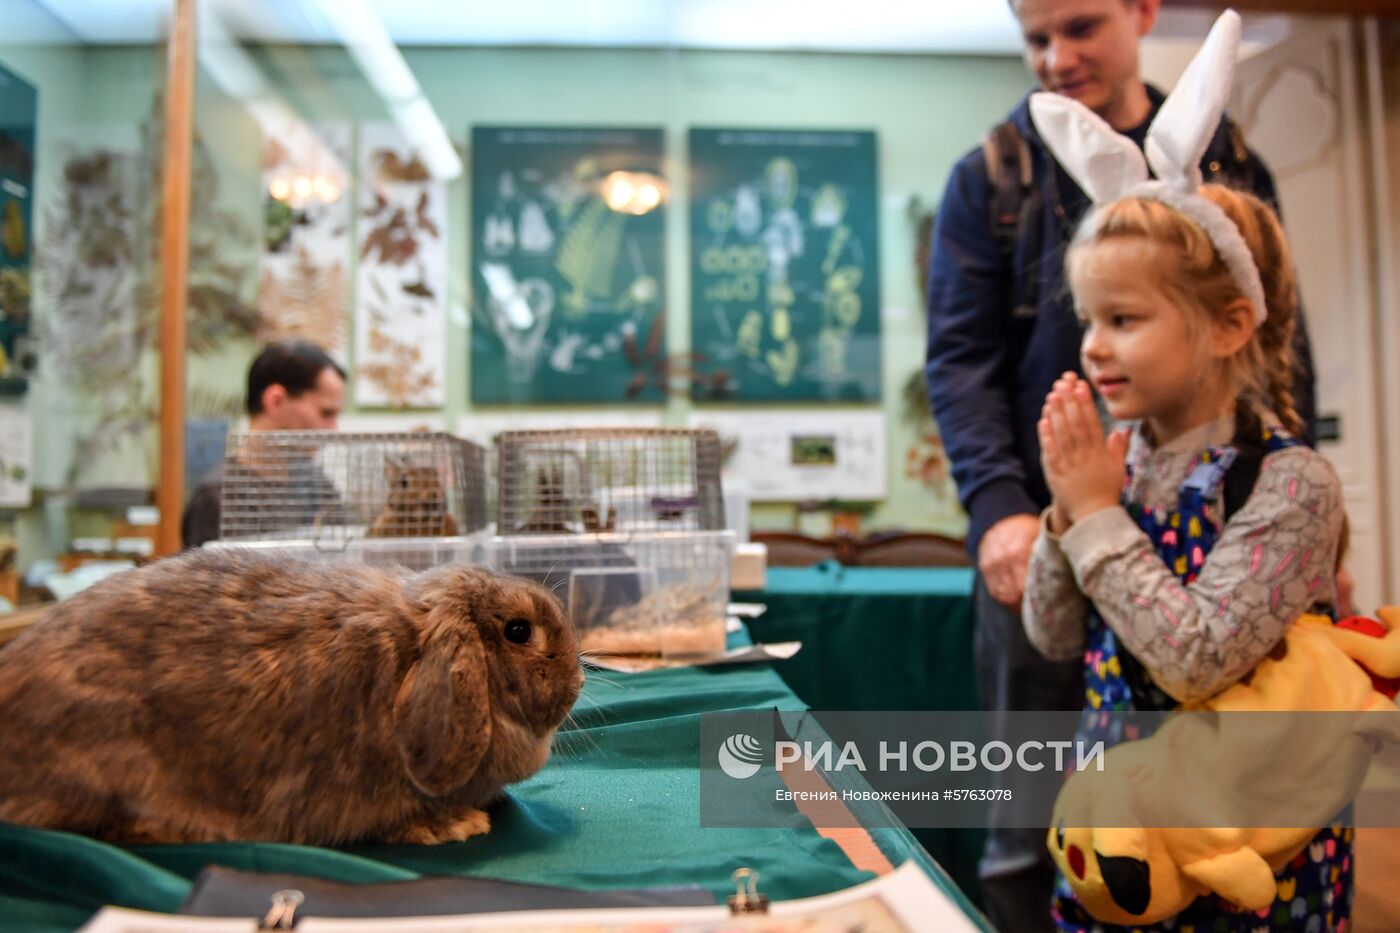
[1039,373,1128,525]
[979,513,1040,609]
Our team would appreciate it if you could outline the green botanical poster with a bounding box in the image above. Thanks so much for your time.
[471,127,666,404]
[689,128,880,402]
[0,61,37,393]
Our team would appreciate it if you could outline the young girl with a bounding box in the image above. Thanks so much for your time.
[1022,182,1350,932]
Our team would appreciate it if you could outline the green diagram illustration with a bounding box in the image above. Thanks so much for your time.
[471,127,666,404]
[689,129,880,402]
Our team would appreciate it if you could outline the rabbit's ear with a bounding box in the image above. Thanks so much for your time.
[1146,9,1241,191]
[393,606,491,796]
[1029,92,1148,205]
[1143,10,1266,324]
[385,455,405,482]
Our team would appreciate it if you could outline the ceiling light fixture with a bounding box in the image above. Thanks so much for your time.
[305,0,463,181]
[602,170,666,216]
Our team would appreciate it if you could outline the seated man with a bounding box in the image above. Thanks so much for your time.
[181,341,346,549]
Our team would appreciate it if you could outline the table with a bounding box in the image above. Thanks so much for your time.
[737,563,984,904]
[738,563,978,713]
[0,628,988,932]
[0,604,48,647]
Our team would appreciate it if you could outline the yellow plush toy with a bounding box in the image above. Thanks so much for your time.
[1047,608,1400,926]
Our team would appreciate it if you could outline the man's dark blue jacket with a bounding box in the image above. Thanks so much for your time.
[925,86,1316,557]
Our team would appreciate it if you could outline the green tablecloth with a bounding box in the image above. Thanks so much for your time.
[738,563,984,906]
[0,631,988,932]
[739,563,978,712]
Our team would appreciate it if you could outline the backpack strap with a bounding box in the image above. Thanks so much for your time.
[981,120,1044,319]
[1222,445,1263,522]
[983,120,1032,253]
[1208,116,1256,190]
[1222,406,1267,521]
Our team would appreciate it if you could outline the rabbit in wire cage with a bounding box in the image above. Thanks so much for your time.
[517,463,613,534]
[514,465,645,650]
[367,456,459,538]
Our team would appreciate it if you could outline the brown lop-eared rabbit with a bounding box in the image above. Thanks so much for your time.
[0,548,583,845]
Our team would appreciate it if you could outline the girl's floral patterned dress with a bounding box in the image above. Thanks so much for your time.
[1053,424,1353,933]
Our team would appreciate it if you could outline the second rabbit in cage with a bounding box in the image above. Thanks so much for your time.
[368,457,459,538]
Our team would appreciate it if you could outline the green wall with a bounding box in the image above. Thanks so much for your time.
[240,45,1030,537]
[1,34,1033,566]
[0,0,169,567]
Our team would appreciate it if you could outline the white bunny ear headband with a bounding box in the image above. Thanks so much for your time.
[1029,9,1268,325]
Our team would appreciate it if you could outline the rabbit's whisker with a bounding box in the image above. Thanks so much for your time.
[550,722,601,759]
[574,666,623,691]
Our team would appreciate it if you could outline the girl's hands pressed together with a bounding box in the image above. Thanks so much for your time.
[1039,372,1129,528]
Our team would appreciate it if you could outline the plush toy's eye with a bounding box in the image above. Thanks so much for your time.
[1056,823,1065,851]
[1099,853,1152,916]
[504,619,533,644]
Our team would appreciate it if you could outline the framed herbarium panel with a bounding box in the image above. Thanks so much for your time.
[354,122,448,409]
[258,121,351,363]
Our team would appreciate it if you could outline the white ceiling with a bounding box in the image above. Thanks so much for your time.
[23,0,1297,56]
[29,0,1025,53]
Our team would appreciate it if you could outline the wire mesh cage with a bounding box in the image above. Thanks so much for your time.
[218,431,489,546]
[480,530,735,659]
[494,427,726,536]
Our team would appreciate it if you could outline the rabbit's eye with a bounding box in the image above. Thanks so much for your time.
[504,619,532,644]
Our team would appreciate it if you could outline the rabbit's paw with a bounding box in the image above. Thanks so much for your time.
[390,807,491,845]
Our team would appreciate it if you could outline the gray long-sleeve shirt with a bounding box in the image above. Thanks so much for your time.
[1023,412,1342,704]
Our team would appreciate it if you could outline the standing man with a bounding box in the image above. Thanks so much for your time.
[924,1,1315,928]
[181,340,346,549]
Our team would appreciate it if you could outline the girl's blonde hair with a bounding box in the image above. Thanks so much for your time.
[1069,185,1303,437]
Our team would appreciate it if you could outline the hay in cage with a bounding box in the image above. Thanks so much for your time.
[217,430,489,546]
[480,529,735,659]
[494,427,726,536]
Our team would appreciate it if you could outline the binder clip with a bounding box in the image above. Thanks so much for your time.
[259,888,304,930]
[727,867,770,914]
